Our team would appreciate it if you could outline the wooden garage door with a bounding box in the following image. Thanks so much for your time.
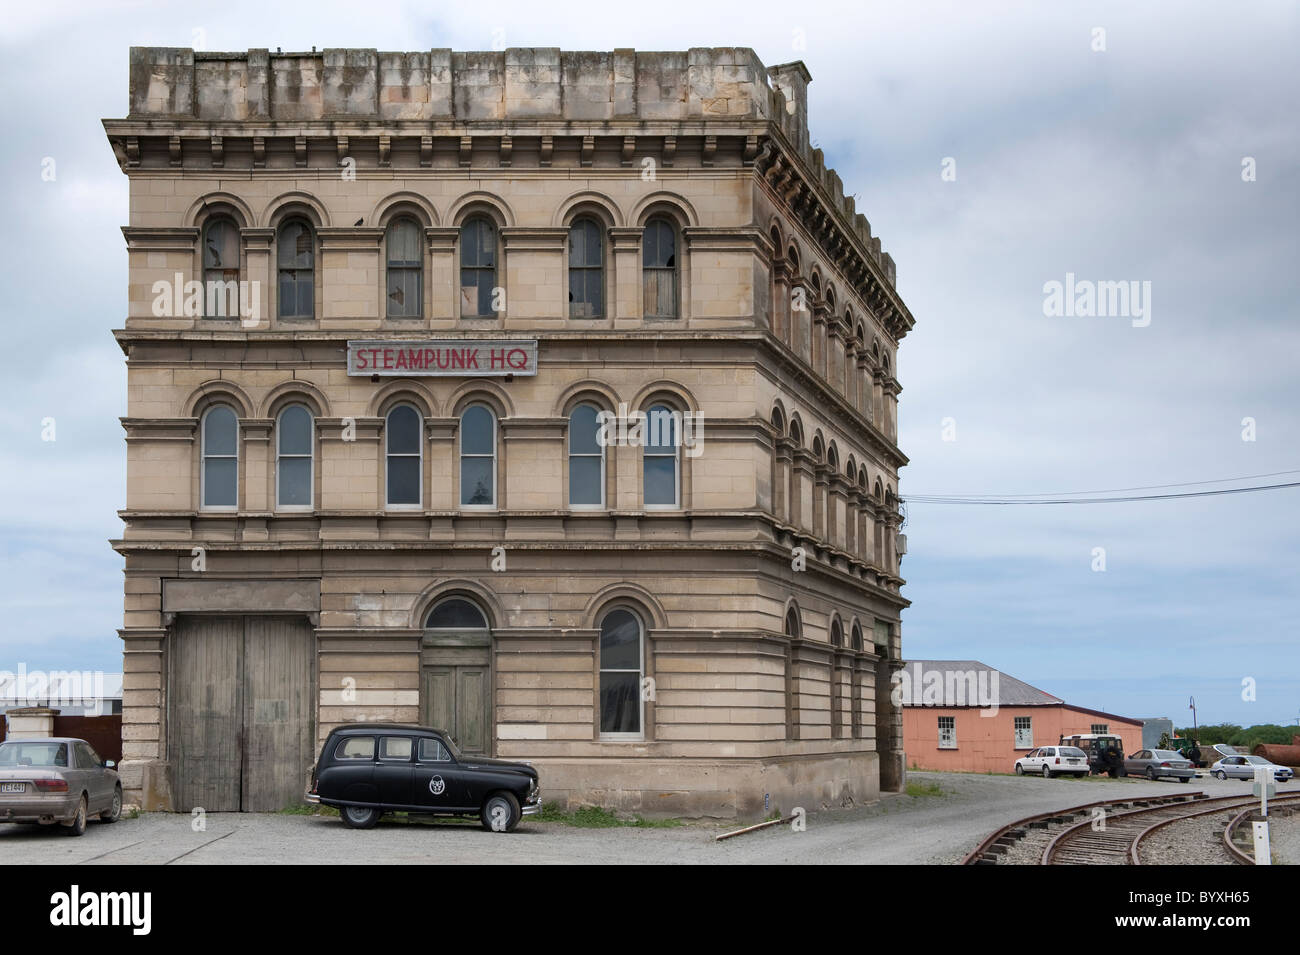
[169,615,314,811]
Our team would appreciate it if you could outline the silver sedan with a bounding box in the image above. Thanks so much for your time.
[1211,755,1294,782]
[1124,748,1195,782]
[0,738,122,836]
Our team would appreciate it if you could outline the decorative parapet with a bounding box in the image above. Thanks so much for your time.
[111,46,910,331]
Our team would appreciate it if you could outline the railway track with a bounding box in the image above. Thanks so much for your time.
[964,791,1300,865]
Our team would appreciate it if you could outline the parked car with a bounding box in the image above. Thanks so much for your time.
[0,738,122,836]
[1059,733,1127,776]
[1124,749,1195,782]
[1015,745,1090,778]
[1210,755,1294,783]
[307,723,541,831]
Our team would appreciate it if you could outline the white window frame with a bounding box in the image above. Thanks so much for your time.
[598,608,645,741]
[568,403,605,510]
[200,405,238,512]
[1091,723,1109,735]
[643,404,681,511]
[275,404,314,511]
[1014,715,1033,749]
[459,404,497,510]
[938,716,956,750]
[385,404,423,510]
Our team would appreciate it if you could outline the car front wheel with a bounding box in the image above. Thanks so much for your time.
[340,805,381,829]
[100,786,122,823]
[62,796,88,837]
[481,792,520,832]
[1015,764,1024,775]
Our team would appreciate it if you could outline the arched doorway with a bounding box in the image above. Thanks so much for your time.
[421,598,492,755]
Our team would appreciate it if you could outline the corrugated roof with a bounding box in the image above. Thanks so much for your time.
[897,660,1063,707]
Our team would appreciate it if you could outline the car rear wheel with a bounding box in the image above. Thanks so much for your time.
[1146,767,1157,781]
[1041,765,1052,779]
[340,806,381,830]
[1179,776,1189,783]
[62,796,87,837]
[480,791,520,832]
[1215,771,1227,780]
[100,786,122,823]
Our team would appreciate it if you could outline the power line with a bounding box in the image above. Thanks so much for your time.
[909,469,1300,499]
[907,480,1300,505]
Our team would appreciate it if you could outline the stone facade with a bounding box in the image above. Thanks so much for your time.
[105,47,915,819]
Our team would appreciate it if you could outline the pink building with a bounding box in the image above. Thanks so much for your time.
[898,660,1144,774]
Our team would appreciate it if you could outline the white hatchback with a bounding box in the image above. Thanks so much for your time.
[1016,745,1090,778]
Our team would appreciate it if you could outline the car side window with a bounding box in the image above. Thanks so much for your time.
[75,743,98,768]
[335,737,377,760]
[379,737,414,761]
[418,738,450,762]
[1042,747,1054,756]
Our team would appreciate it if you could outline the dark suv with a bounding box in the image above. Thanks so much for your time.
[307,724,540,832]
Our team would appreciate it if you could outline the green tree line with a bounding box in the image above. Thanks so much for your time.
[1170,723,1298,752]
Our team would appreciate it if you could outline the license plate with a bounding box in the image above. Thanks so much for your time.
[0,783,25,793]
[1068,759,1081,764]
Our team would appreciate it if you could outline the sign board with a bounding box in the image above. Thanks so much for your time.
[347,340,537,377]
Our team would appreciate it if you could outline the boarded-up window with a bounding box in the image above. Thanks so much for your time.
[460,216,497,316]
[276,219,315,319]
[568,217,604,318]
[386,217,423,318]
[642,218,677,318]
[203,217,240,318]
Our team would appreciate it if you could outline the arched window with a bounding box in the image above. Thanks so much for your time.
[642,217,677,319]
[426,598,488,630]
[568,217,604,318]
[851,623,863,651]
[831,619,843,647]
[460,405,496,507]
[784,607,801,639]
[568,403,604,508]
[276,404,313,509]
[201,405,238,509]
[643,403,680,509]
[202,217,240,319]
[385,404,422,507]
[830,618,844,738]
[598,608,644,736]
[386,217,423,319]
[276,218,315,319]
[459,216,497,317]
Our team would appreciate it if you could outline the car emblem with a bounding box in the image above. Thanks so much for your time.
[429,776,445,795]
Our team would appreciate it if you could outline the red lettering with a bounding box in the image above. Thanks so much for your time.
[383,349,394,369]
[466,348,480,369]
[369,348,381,370]
[396,349,409,369]
[355,348,369,370]
[507,348,528,370]
[490,349,506,369]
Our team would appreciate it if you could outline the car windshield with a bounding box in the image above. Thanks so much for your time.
[1152,750,1182,759]
[1060,747,1086,757]
[0,741,69,767]
[441,733,462,760]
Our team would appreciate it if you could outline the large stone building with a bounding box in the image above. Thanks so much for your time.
[104,46,915,818]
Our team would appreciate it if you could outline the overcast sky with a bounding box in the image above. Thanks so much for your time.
[0,0,1295,728]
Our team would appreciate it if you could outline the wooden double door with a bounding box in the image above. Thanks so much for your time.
[421,636,491,756]
[168,615,315,812]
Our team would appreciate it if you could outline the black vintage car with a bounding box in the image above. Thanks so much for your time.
[307,724,540,832]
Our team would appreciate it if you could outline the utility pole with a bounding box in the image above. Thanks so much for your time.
[1189,696,1198,739]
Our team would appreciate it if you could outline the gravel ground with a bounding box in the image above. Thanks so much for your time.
[1134,808,1240,865]
[0,770,1234,865]
[1263,810,1299,865]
